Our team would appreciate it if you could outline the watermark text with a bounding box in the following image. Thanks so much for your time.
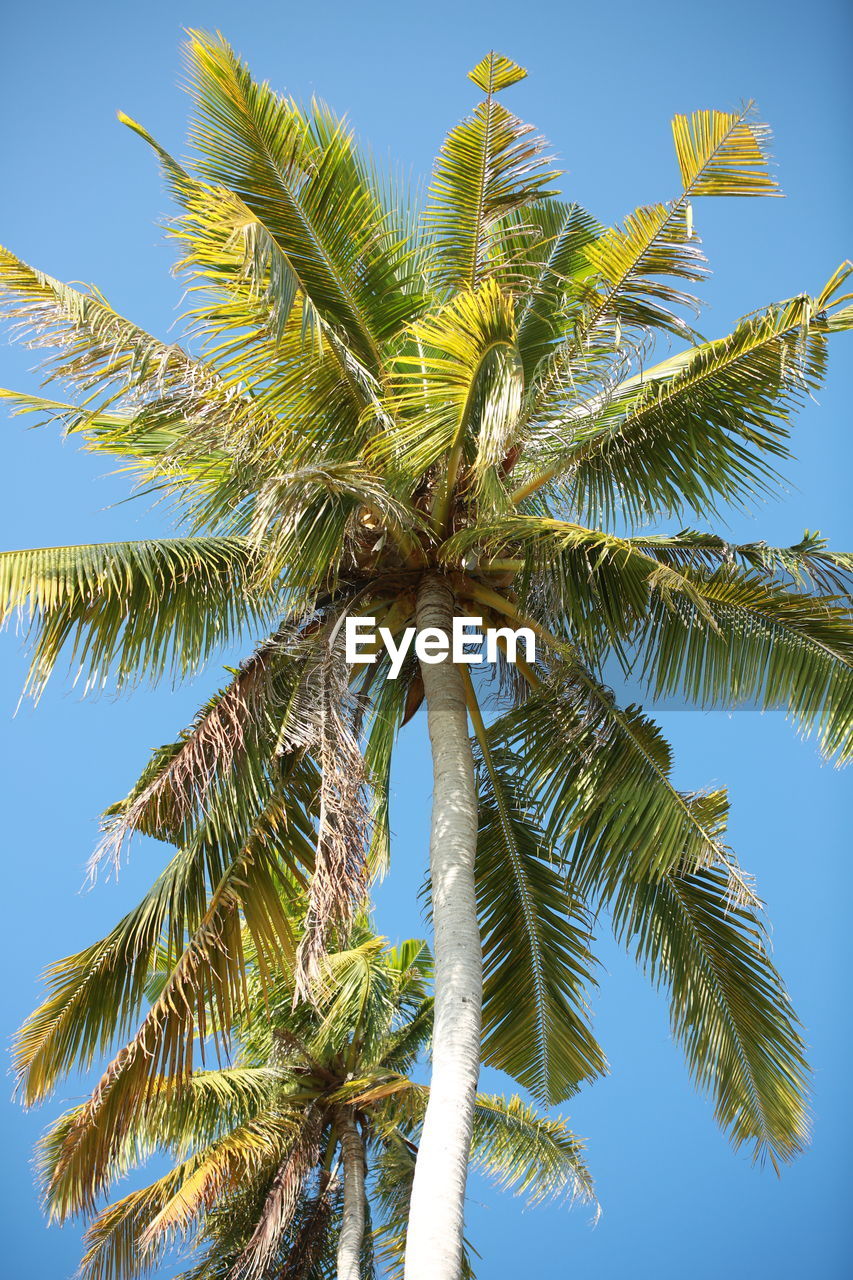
[344,616,535,679]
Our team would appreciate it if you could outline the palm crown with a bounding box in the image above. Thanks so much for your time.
[40,929,592,1280]
[4,32,852,1280]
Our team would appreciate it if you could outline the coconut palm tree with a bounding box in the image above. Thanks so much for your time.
[40,928,594,1280]
[4,33,853,1280]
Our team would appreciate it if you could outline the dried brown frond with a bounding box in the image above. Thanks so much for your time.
[229,1111,323,1280]
[277,1173,339,1280]
[294,645,372,1001]
[93,620,319,876]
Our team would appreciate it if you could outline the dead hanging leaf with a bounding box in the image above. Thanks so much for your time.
[229,1111,324,1280]
[294,646,371,1001]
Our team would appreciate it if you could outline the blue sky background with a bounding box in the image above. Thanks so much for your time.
[1,1,851,1276]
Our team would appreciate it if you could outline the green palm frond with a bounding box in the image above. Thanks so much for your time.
[578,199,705,339]
[448,519,853,761]
[625,528,853,597]
[580,104,778,339]
[0,247,276,493]
[495,668,747,890]
[0,245,209,399]
[474,738,606,1104]
[247,461,419,593]
[516,284,846,520]
[119,111,400,458]
[75,1162,202,1280]
[611,862,808,1166]
[41,1068,278,1190]
[377,278,521,501]
[35,800,309,1214]
[15,741,316,1108]
[0,388,135,438]
[467,52,529,95]
[49,1105,290,1240]
[517,104,784,435]
[671,106,781,198]
[634,567,853,762]
[445,516,715,660]
[510,200,604,381]
[424,52,559,291]
[0,537,267,693]
[0,389,242,522]
[184,32,423,369]
[471,1093,596,1208]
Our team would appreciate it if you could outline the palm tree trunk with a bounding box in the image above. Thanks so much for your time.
[336,1112,366,1280]
[404,574,482,1280]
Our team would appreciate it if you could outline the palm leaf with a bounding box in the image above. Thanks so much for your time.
[184,32,422,368]
[671,106,781,198]
[378,279,521,516]
[0,537,267,693]
[471,1093,596,1207]
[626,528,853,598]
[494,667,750,893]
[610,861,808,1166]
[634,567,853,762]
[474,740,606,1103]
[424,52,558,291]
[38,795,310,1215]
[448,519,853,763]
[511,199,604,381]
[516,283,849,521]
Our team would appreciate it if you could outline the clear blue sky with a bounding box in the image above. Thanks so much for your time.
[1,1,851,1276]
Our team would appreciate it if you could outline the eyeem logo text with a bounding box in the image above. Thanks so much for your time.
[344,617,536,680]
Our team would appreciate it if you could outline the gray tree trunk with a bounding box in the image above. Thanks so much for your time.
[336,1111,366,1280]
[404,575,482,1280]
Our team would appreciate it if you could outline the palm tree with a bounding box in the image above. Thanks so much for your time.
[40,928,594,1280]
[4,33,853,1280]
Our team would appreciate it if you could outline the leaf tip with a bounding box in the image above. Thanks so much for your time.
[468,51,528,95]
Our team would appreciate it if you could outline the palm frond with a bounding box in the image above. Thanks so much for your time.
[474,740,606,1104]
[40,796,309,1216]
[517,283,847,522]
[626,528,853,598]
[184,32,423,368]
[294,651,372,997]
[471,1093,596,1208]
[75,1164,200,1280]
[424,52,559,291]
[98,626,317,857]
[228,1112,323,1280]
[14,756,314,1108]
[510,200,604,381]
[0,244,209,400]
[578,199,705,339]
[448,520,853,762]
[634,567,853,762]
[377,279,521,511]
[611,862,808,1166]
[0,537,267,693]
[671,106,781,198]
[493,665,751,894]
[517,104,783,433]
